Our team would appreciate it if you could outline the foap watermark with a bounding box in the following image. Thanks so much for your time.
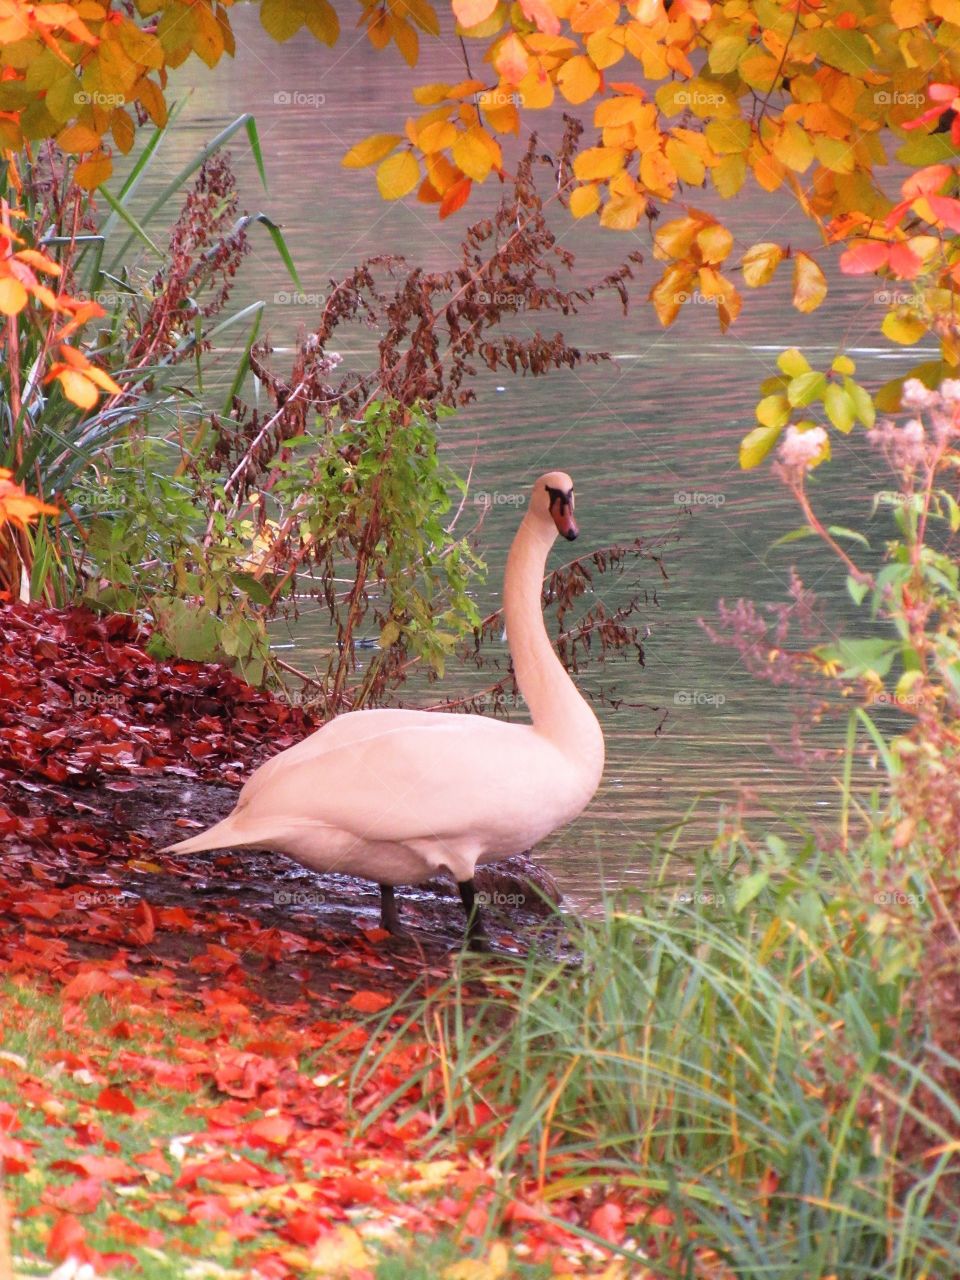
[476,290,526,307]
[75,90,124,108]
[476,890,526,907]
[874,289,923,307]
[673,889,726,907]
[273,89,327,108]
[274,889,325,907]
[73,690,123,709]
[674,490,725,507]
[674,289,719,306]
[870,689,924,709]
[274,290,326,307]
[483,89,521,107]
[75,889,122,909]
[875,890,925,906]
[675,90,725,108]
[473,691,526,711]
[674,689,726,707]
[874,90,923,106]
[474,490,526,508]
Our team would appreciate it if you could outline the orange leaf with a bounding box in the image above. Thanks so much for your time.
[440,175,472,218]
[348,989,393,1013]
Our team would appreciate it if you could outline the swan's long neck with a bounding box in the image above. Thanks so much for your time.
[503,515,604,769]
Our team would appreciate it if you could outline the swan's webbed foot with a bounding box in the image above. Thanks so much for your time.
[458,879,491,952]
[379,883,403,935]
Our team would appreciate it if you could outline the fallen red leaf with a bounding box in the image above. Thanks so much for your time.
[96,1087,137,1116]
[347,990,392,1014]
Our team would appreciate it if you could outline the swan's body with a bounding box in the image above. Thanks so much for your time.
[163,471,604,939]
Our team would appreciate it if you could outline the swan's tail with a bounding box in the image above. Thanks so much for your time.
[161,813,264,856]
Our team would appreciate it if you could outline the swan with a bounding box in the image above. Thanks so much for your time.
[162,471,605,944]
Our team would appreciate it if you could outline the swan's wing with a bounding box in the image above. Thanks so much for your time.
[235,715,563,845]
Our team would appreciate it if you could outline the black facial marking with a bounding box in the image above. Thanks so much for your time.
[546,484,573,512]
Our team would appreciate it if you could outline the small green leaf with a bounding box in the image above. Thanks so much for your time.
[739,422,784,469]
[847,575,869,606]
[824,383,855,433]
[844,377,876,428]
[735,870,770,912]
[826,525,870,548]
[787,371,827,407]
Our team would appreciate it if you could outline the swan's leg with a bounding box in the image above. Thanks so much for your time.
[458,879,490,950]
[379,883,401,934]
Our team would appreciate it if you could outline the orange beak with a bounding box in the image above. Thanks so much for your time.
[553,506,579,541]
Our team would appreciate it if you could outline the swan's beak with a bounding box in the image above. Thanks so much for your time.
[553,507,579,541]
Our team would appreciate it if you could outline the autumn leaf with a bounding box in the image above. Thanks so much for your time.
[348,989,394,1013]
[793,252,827,313]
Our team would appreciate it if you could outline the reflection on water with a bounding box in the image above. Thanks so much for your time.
[133,10,921,900]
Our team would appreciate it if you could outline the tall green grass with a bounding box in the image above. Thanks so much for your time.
[352,833,960,1278]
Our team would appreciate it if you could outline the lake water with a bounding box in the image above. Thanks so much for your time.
[133,10,925,901]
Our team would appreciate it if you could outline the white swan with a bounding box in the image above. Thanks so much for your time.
[162,471,605,942]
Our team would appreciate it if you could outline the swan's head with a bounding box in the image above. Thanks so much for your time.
[533,471,578,541]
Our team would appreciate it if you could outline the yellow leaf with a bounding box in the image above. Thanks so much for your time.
[111,107,136,155]
[665,136,705,186]
[74,153,113,189]
[792,251,827,313]
[891,0,927,22]
[639,147,676,196]
[418,118,457,151]
[570,183,600,217]
[452,0,498,25]
[260,0,304,41]
[573,145,626,180]
[772,120,815,173]
[600,193,643,229]
[739,422,784,469]
[57,122,101,154]
[712,152,746,197]
[192,3,225,67]
[586,25,625,68]
[376,150,420,199]
[390,14,419,66]
[517,66,554,109]
[654,215,701,260]
[741,241,784,287]
[882,308,927,344]
[443,1242,510,1280]
[0,277,28,316]
[705,117,751,155]
[413,82,452,105]
[452,127,498,179]
[696,222,733,263]
[305,0,343,42]
[649,264,695,327]
[557,54,600,104]
[309,1226,374,1276]
[594,96,646,128]
[115,19,165,68]
[56,369,98,409]
[396,0,440,34]
[134,76,167,128]
[479,90,520,133]
[343,133,403,168]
